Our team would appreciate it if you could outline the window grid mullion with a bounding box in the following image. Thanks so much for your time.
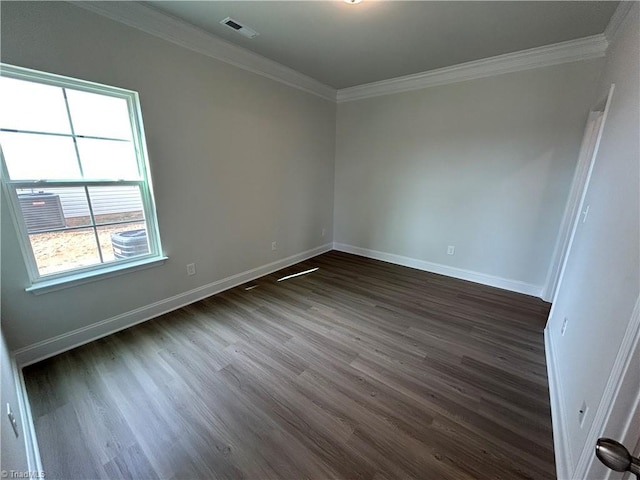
[82,184,105,264]
[0,128,130,143]
[61,87,85,178]
[61,92,107,264]
[1,63,164,284]
[26,217,144,235]
[9,180,144,188]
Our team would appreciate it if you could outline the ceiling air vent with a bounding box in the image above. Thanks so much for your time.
[220,17,259,39]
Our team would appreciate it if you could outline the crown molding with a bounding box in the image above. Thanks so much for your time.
[604,1,636,43]
[337,34,609,103]
[70,1,337,102]
[70,1,611,106]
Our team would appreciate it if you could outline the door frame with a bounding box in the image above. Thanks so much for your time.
[542,84,615,302]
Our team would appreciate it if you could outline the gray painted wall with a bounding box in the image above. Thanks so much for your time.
[0,332,28,472]
[0,329,29,474]
[334,60,604,290]
[546,4,640,476]
[0,2,336,349]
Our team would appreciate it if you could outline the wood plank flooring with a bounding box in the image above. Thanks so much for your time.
[24,251,555,479]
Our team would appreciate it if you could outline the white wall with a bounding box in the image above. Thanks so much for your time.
[545,4,640,478]
[0,329,29,474]
[0,1,336,350]
[334,59,604,294]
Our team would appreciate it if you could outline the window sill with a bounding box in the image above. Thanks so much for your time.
[26,256,168,295]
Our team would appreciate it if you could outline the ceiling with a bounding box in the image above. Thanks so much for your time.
[146,1,618,89]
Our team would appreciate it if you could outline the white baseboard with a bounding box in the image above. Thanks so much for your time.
[333,242,543,297]
[11,357,43,475]
[13,243,332,367]
[544,329,573,479]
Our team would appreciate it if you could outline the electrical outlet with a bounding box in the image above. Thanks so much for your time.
[561,317,568,336]
[322,228,326,237]
[578,400,588,427]
[7,403,19,438]
[186,263,196,276]
[447,245,455,255]
[272,241,277,251]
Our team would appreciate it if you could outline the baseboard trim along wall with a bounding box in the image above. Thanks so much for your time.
[333,243,543,298]
[13,243,333,367]
[544,330,573,479]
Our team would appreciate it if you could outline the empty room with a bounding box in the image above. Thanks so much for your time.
[1,1,638,479]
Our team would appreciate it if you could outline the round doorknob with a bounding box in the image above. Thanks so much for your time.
[596,438,632,472]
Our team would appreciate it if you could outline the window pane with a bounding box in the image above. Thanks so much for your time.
[87,186,145,225]
[66,89,132,140]
[1,131,80,180]
[17,187,92,231]
[0,77,71,134]
[29,228,100,276]
[76,138,139,180]
[1,66,162,282]
[97,223,148,262]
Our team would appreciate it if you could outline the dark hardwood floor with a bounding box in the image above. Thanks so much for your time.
[24,251,555,479]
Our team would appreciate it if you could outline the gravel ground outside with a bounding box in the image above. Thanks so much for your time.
[30,221,146,276]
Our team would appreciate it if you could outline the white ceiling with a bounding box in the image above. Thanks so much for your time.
[146,1,618,89]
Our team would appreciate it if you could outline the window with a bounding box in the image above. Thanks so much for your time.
[0,64,165,291]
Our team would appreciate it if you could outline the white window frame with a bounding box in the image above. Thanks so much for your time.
[0,64,166,294]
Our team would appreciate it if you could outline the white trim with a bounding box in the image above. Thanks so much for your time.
[604,1,636,43]
[541,112,602,302]
[337,35,608,103]
[69,1,336,102]
[544,328,573,480]
[544,296,640,480]
[543,84,615,302]
[333,242,542,297]
[605,387,640,480]
[575,295,640,478]
[27,256,168,295]
[68,1,612,105]
[0,63,166,288]
[13,243,332,367]
[545,84,615,307]
[11,357,43,475]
